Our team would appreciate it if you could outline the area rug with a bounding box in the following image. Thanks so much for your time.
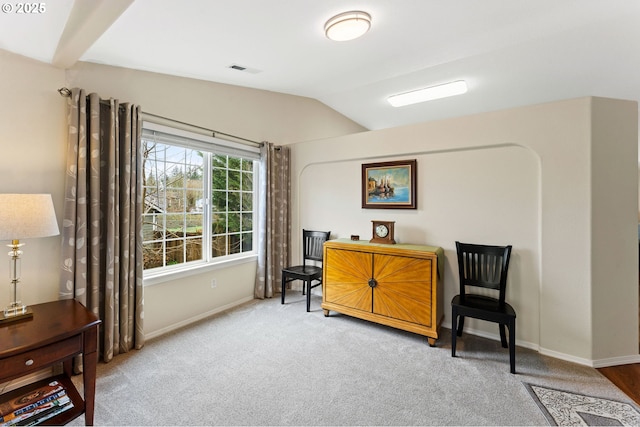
[524,383,640,426]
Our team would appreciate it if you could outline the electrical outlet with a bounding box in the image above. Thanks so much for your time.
[210,278,217,289]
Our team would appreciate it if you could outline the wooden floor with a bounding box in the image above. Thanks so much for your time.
[597,363,640,405]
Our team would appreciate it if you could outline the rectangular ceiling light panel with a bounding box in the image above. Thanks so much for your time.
[387,80,468,107]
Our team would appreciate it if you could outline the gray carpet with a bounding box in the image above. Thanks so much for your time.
[70,293,636,426]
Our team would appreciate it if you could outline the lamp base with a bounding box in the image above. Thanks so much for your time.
[0,307,33,325]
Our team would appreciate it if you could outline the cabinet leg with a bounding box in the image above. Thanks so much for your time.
[323,309,330,317]
[427,337,436,347]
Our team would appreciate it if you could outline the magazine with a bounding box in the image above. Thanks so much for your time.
[0,381,63,419]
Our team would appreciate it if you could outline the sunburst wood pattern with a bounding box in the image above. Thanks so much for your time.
[324,248,372,312]
[322,239,442,345]
[374,255,432,326]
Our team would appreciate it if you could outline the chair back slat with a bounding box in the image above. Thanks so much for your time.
[303,229,331,264]
[456,241,512,304]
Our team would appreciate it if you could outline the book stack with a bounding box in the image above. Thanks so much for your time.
[0,380,74,426]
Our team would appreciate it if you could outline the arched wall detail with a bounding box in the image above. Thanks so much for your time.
[289,97,639,366]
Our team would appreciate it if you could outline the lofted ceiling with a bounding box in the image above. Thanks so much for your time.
[1,0,639,131]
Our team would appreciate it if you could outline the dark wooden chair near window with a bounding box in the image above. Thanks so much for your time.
[281,230,331,312]
[451,241,516,373]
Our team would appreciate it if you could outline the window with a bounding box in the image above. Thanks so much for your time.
[141,123,260,274]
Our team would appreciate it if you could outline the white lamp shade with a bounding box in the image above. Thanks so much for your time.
[0,194,60,240]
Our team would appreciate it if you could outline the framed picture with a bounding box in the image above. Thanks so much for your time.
[362,159,417,209]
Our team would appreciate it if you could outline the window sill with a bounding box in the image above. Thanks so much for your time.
[143,254,258,287]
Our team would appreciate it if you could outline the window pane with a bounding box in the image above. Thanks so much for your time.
[228,191,241,211]
[142,214,160,241]
[185,213,203,232]
[143,241,164,269]
[167,165,185,189]
[228,169,241,191]
[212,190,227,212]
[212,212,227,234]
[165,239,184,265]
[165,213,185,233]
[212,154,227,168]
[185,236,203,262]
[228,233,241,255]
[211,234,227,258]
[165,145,187,164]
[242,192,252,210]
[228,212,241,233]
[188,190,204,213]
[228,157,241,170]
[241,171,253,191]
[242,212,252,232]
[242,232,253,252]
[212,168,227,190]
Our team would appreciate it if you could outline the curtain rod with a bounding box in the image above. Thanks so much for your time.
[57,87,263,148]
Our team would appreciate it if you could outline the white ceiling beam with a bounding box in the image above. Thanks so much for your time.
[52,0,135,69]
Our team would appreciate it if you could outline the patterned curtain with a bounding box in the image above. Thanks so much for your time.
[255,142,290,299]
[60,88,145,363]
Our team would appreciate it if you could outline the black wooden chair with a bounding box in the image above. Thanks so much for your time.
[451,241,516,373]
[281,230,330,312]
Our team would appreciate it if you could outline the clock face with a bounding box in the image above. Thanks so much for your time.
[370,220,395,244]
[376,224,389,238]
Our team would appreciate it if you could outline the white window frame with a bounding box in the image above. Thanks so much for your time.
[141,122,260,286]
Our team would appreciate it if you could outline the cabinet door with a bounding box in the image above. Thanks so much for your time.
[373,254,433,327]
[324,248,372,312]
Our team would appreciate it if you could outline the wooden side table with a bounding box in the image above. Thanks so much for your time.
[0,300,101,425]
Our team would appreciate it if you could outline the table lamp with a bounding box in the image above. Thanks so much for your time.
[0,194,60,324]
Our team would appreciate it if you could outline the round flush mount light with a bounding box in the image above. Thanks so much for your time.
[324,11,371,41]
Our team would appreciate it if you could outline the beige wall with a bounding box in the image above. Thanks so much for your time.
[0,50,365,337]
[290,97,639,367]
[0,50,67,307]
[66,62,366,145]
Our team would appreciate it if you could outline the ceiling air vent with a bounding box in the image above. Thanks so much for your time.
[227,64,262,74]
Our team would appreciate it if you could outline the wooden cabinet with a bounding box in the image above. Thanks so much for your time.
[322,239,443,346]
[0,300,100,425]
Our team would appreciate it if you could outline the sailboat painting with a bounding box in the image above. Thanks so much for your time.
[361,159,417,209]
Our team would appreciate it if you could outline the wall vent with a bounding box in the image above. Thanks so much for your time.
[227,64,262,74]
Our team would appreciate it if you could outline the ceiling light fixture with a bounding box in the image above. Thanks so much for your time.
[325,11,371,42]
[387,80,468,107]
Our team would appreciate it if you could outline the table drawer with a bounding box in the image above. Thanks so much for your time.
[0,335,82,378]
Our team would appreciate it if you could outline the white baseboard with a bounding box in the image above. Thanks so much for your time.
[145,296,255,340]
[591,354,640,368]
[441,320,539,352]
[537,347,595,367]
[442,320,640,368]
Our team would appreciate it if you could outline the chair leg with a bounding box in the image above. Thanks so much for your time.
[451,310,458,357]
[456,316,465,337]
[281,276,286,304]
[509,319,516,374]
[499,324,508,348]
[306,280,311,312]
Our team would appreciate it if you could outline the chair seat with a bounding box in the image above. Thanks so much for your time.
[282,265,323,281]
[452,294,516,318]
